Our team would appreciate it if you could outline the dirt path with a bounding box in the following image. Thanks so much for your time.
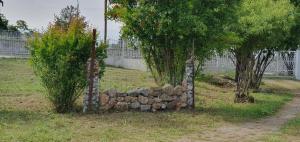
[177,93,300,142]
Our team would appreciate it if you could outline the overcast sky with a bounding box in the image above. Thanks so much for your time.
[1,0,121,40]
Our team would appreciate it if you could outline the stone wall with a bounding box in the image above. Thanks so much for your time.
[99,84,189,112]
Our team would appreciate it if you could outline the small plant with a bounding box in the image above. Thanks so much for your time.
[29,19,106,113]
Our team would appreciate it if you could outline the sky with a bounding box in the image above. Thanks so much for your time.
[1,0,121,40]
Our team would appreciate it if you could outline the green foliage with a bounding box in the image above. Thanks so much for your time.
[0,13,18,31]
[229,0,296,100]
[109,0,236,86]
[279,0,300,51]
[0,13,8,30]
[0,13,31,33]
[29,20,91,113]
[230,0,296,49]
[28,19,106,113]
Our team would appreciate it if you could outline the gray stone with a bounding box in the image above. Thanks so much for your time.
[130,97,138,102]
[140,105,151,111]
[100,93,109,105]
[127,89,140,97]
[105,89,118,97]
[108,98,117,106]
[154,98,162,103]
[83,59,100,113]
[161,103,167,109]
[124,96,132,102]
[130,102,140,109]
[149,87,162,97]
[117,97,125,102]
[180,93,188,102]
[102,104,113,111]
[127,88,150,97]
[152,103,162,110]
[137,88,150,96]
[180,103,187,108]
[115,102,128,111]
[152,108,157,112]
[162,84,174,95]
[117,93,128,97]
[147,98,155,105]
[138,96,149,104]
[160,94,174,102]
[167,100,179,110]
[182,80,188,91]
[185,58,195,108]
[174,85,184,96]
[102,98,116,110]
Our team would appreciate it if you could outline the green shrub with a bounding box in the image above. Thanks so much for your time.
[29,19,106,113]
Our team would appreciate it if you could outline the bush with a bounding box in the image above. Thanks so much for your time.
[29,19,106,113]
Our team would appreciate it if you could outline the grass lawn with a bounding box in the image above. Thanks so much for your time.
[0,59,299,142]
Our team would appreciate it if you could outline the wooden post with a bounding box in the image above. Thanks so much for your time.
[88,29,97,110]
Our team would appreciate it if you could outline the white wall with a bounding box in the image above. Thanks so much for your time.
[105,48,299,77]
[105,56,147,71]
[295,49,300,80]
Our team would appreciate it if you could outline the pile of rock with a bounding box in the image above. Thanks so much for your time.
[100,84,188,112]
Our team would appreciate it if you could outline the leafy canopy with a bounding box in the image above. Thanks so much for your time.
[109,0,237,85]
[230,0,296,49]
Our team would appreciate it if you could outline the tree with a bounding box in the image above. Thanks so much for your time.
[250,0,300,89]
[0,13,8,30]
[0,13,19,32]
[109,0,236,86]
[229,0,295,102]
[16,20,28,31]
[54,5,86,30]
[278,0,300,76]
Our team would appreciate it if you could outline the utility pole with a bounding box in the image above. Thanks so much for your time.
[76,0,79,17]
[104,0,108,44]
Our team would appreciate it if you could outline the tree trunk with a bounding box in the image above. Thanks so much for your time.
[250,49,274,90]
[281,51,295,76]
[235,63,239,82]
[234,48,255,103]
